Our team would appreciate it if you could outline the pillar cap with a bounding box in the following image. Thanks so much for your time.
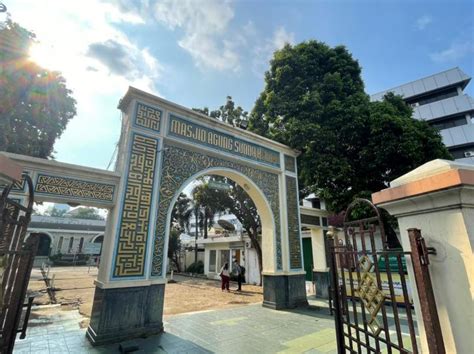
[390,159,474,187]
[0,153,23,185]
[372,159,474,205]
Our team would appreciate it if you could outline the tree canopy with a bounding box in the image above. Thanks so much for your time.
[0,19,76,158]
[193,96,248,126]
[69,207,104,220]
[249,40,451,212]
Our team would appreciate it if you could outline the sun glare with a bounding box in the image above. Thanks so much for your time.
[29,42,61,71]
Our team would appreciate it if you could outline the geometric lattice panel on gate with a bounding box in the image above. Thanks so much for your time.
[135,102,162,132]
[286,176,302,269]
[113,133,159,277]
[35,174,115,202]
[356,256,386,336]
[151,143,283,276]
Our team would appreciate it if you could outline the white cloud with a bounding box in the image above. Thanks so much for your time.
[252,26,295,77]
[430,40,474,63]
[152,0,239,71]
[86,39,162,82]
[415,15,433,30]
[7,0,163,168]
[272,27,295,50]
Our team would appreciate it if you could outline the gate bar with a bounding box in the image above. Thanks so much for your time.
[408,228,445,354]
[327,229,344,354]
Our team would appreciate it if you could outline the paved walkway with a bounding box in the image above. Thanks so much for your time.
[14,304,337,353]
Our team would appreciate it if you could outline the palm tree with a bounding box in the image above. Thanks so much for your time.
[171,193,193,230]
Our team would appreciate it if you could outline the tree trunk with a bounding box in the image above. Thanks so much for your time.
[173,253,181,272]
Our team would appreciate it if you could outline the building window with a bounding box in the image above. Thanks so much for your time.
[449,143,474,159]
[311,198,321,209]
[219,250,230,269]
[78,237,84,253]
[68,237,74,253]
[431,114,468,131]
[322,217,328,227]
[57,237,63,253]
[405,86,458,107]
[209,250,216,272]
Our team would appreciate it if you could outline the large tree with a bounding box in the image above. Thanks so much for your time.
[0,19,76,158]
[249,40,451,212]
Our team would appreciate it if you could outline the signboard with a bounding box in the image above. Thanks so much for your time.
[340,271,413,304]
[83,243,102,255]
[168,114,281,167]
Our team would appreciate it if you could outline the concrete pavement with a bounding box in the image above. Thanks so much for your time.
[14,303,337,353]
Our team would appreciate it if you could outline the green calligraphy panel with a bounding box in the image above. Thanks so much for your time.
[113,133,158,278]
[134,102,162,132]
[286,176,302,269]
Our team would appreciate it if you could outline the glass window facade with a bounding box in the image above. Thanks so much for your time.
[406,86,459,107]
[431,115,468,131]
[449,143,474,159]
[209,250,216,272]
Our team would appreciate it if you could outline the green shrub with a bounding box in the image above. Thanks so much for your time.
[186,261,204,274]
[48,253,90,266]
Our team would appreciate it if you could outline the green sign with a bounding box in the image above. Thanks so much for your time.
[168,115,280,167]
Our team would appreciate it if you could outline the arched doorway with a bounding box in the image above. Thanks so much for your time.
[89,141,306,344]
[92,234,104,256]
[162,167,276,277]
[36,233,52,257]
[93,235,104,244]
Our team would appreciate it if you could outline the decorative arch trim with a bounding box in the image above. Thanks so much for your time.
[92,234,104,243]
[151,143,283,276]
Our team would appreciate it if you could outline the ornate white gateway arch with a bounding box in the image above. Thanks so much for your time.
[3,87,309,345]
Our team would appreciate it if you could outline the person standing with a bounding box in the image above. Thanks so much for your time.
[219,262,230,292]
[232,259,242,291]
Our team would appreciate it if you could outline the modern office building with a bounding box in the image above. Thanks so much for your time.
[371,67,474,164]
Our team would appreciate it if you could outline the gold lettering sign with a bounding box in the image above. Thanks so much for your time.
[169,115,280,167]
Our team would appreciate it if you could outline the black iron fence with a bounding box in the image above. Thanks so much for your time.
[0,175,38,354]
[328,199,445,353]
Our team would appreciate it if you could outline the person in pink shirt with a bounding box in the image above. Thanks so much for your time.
[219,262,230,292]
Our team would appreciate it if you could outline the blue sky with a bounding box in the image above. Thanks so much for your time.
[6,0,474,169]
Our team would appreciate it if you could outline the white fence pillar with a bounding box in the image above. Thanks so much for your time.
[372,159,474,353]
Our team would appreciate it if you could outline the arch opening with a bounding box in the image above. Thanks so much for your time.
[162,167,276,291]
[36,233,52,257]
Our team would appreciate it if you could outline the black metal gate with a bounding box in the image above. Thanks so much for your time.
[329,199,445,354]
[0,175,38,354]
